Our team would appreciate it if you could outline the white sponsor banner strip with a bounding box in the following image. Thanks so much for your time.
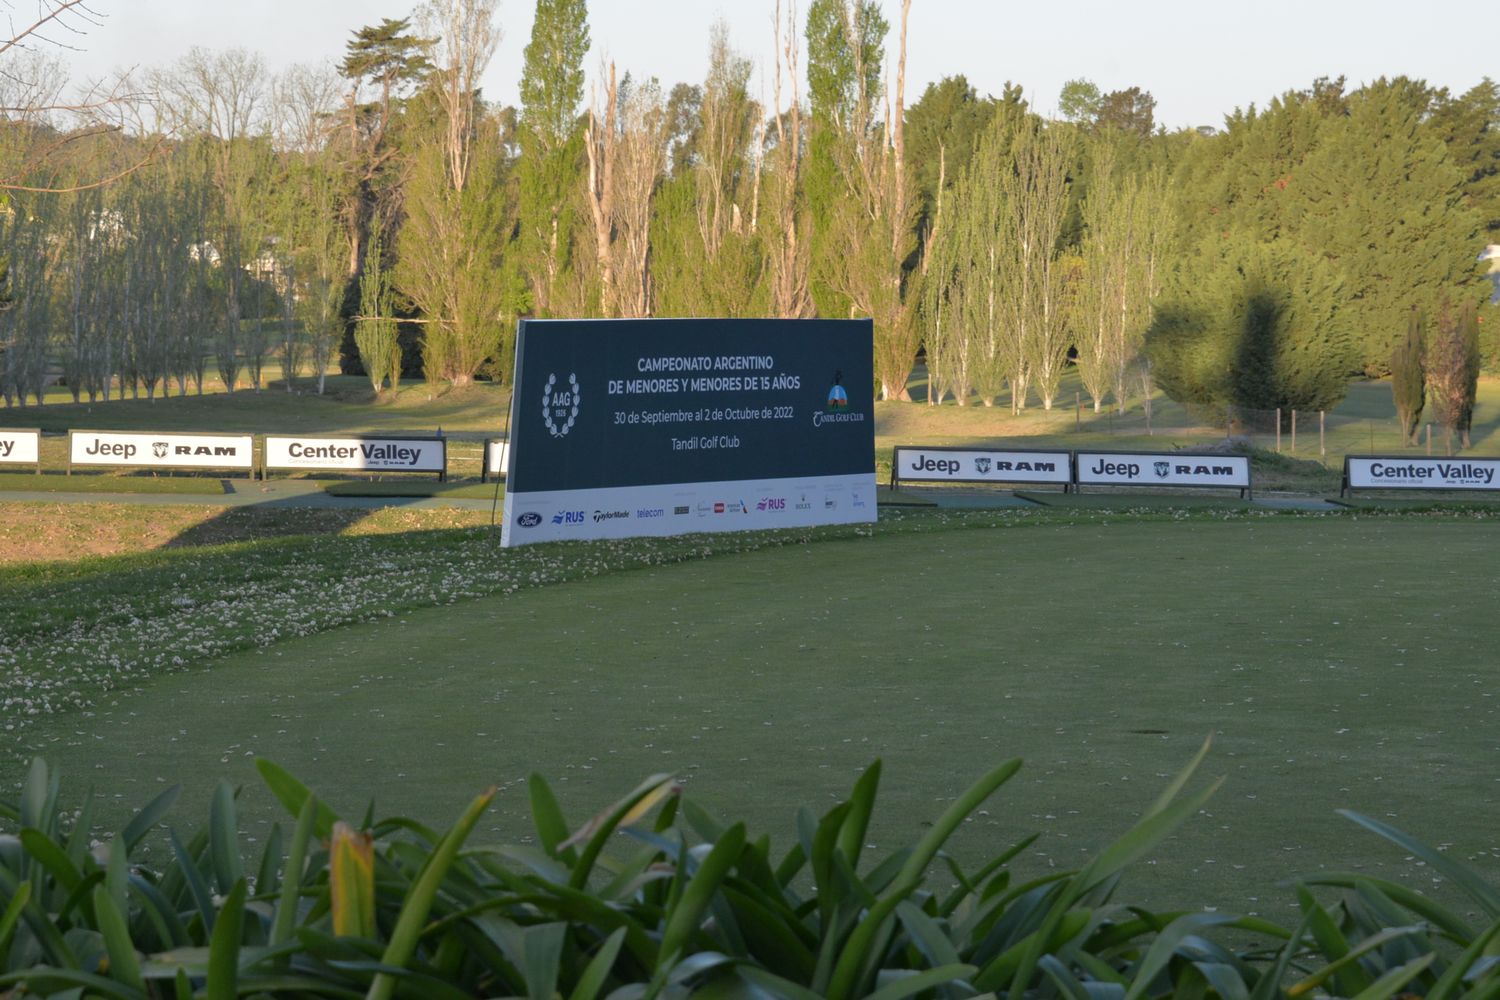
[264,436,445,472]
[894,446,1069,485]
[69,431,253,469]
[1346,456,1500,490]
[1075,451,1250,489]
[501,473,876,547]
[0,429,40,465]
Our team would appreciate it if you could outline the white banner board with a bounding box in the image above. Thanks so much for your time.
[263,436,446,474]
[1075,451,1251,492]
[482,439,509,480]
[893,446,1069,486]
[0,429,40,465]
[69,431,253,469]
[1345,457,1500,491]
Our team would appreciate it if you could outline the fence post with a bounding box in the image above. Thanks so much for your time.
[1075,391,1080,432]
[1319,410,1326,466]
[1291,409,1297,453]
[1276,407,1282,452]
[1426,424,1431,455]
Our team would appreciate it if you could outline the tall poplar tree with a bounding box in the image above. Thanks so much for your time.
[516,0,589,316]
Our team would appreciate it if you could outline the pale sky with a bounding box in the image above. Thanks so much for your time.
[42,0,1497,131]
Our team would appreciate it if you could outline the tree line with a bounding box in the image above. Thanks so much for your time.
[0,0,1496,421]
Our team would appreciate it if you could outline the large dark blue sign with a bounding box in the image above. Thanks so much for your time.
[501,318,875,546]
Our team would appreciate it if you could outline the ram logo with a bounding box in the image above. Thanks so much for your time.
[1153,461,1171,478]
[153,441,169,459]
[974,457,992,474]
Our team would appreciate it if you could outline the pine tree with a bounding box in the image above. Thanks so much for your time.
[1389,314,1426,444]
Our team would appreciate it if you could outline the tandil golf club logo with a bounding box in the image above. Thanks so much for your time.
[542,372,580,438]
[826,369,848,410]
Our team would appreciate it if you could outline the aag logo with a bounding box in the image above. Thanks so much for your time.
[552,510,585,525]
[516,511,543,528]
[542,372,581,438]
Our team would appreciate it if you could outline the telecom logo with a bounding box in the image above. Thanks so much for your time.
[974,457,992,474]
[516,512,543,528]
[636,508,665,519]
[542,372,580,438]
[1153,461,1171,479]
[552,510,585,525]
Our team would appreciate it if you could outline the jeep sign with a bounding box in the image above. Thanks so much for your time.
[69,431,254,471]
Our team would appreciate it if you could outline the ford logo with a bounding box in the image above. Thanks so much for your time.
[516,512,542,528]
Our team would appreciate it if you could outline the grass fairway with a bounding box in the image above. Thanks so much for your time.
[11,510,1500,919]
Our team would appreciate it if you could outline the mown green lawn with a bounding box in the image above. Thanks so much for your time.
[7,508,1499,919]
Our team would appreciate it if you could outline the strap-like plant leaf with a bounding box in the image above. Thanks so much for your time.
[367,784,496,1000]
[128,874,190,952]
[562,774,674,891]
[1039,953,1106,1000]
[521,921,566,1000]
[527,773,576,863]
[18,827,82,894]
[1340,809,1500,918]
[894,900,962,969]
[0,862,77,967]
[206,877,247,1000]
[1003,770,1222,998]
[1120,912,1236,1000]
[121,784,181,854]
[208,781,242,896]
[169,827,218,936]
[19,757,55,835]
[92,884,145,992]
[834,761,881,874]
[1426,919,1500,1000]
[1347,953,1435,1000]
[721,885,816,980]
[1306,872,1474,940]
[271,795,318,951]
[1288,925,1429,998]
[256,758,342,838]
[734,963,827,1000]
[656,823,747,974]
[0,878,31,963]
[255,821,285,898]
[0,966,147,1000]
[825,758,1022,1000]
[330,822,378,939]
[567,925,626,1000]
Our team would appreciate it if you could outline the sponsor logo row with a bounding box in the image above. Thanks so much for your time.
[897,449,1249,486]
[515,489,867,530]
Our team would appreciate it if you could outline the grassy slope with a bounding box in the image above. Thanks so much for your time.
[8,508,1499,916]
